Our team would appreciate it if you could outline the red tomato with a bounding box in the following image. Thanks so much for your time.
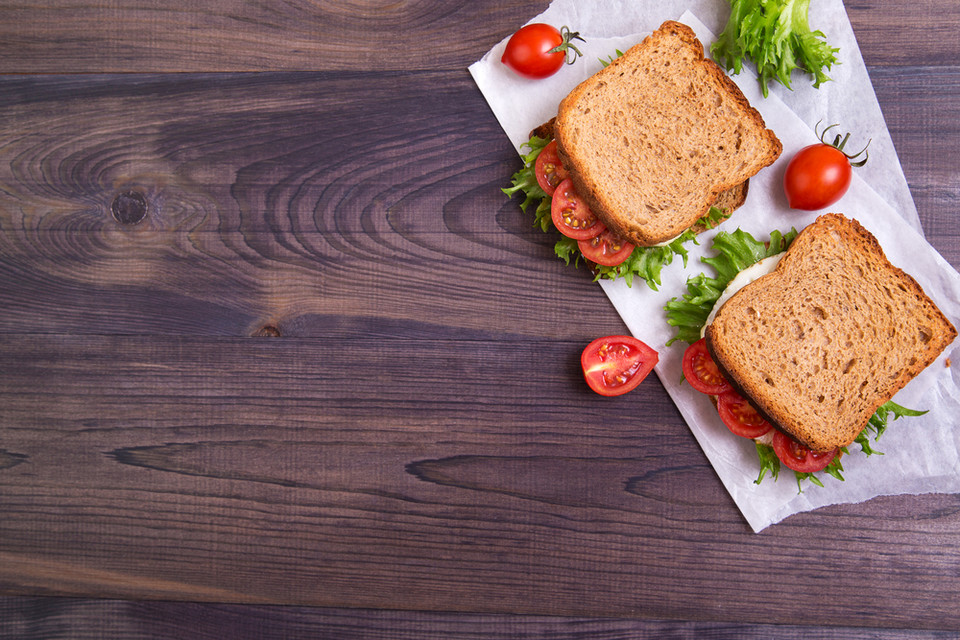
[772,430,839,473]
[717,391,772,439]
[534,140,568,195]
[581,335,659,397]
[551,178,604,240]
[783,143,853,210]
[577,227,634,266]
[501,24,583,79]
[681,338,732,395]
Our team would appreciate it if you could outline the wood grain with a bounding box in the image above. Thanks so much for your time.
[1,70,958,339]
[0,596,955,640]
[0,0,538,73]
[1,0,958,73]
[3,0,960,635]
[0,71,624,339]
[3,335,960,629]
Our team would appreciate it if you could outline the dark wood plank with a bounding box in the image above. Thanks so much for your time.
[1,0,957,73]
[871,67,960,260]
[0,596,954,640]
[1,70,958,339]
[3,0,960,635]
[0,71,625,338]
[0,0,544,73]
[847,0,960,66]
[2,334,960,631]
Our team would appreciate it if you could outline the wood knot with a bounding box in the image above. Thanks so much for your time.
[253,325,281,337]
[111,190,148,225]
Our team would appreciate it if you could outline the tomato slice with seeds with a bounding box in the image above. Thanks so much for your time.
[717,390,773,439]
[581,335,659,397]
[681,338,732,395]
[534,140,569,196]
[551,178,604,240]
[578,227,634,266]
[772,430,840,473]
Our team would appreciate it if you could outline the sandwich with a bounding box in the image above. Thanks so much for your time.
[666,214,957,486]
[504,20,782,289]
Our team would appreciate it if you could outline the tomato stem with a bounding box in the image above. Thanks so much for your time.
[547,26,585,65]
[815,119,871,167]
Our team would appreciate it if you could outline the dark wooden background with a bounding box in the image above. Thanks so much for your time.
[2,1,959,638]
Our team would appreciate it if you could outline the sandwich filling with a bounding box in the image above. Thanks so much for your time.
[552,21,782,246]
[503,134,729,291]
[665,223,935,490]
[702,253,783,333]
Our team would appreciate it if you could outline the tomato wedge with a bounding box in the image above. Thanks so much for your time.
[772,430,840,473]
[551,178,604,240]
[717,391,772,439]
[534,140,569,196]
[681,338,732,395]
[581,335,659,397]
[577,227,634,266]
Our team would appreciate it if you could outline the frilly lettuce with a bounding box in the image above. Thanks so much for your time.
[664,227,928,490]
[711,0,840,98]
[503,136,728,290]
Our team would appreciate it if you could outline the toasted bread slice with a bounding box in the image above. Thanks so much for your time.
[553,21,781,246]
[531,118,749,225]
[705,214,957,452]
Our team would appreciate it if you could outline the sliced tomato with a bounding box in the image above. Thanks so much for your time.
[551,178,604,240]
[772,430,840,473]
[717,391,772,439]
[577,227,634,266]
[581,335,659,397]
[534,140,568,196]
[681,338,732,395]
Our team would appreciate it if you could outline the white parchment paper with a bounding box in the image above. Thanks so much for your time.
[470,2,960,531]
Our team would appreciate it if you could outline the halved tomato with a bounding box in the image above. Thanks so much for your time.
[717,390,772,439]
[581,335,659,397]
[681,338,732,395]
[551,178,604,240]
[534,140,568,196]
[577,227,634,266]
[772,430,840,473]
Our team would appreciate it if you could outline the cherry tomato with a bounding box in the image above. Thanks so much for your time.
[783,143,852,210]
[534,140,568,196]
[717,391,772,439]
[581,335,659,397]
[501,24,584,79]
[772,430,839,473]
[578,227,634,266]
[681,338,732,396]
[783,123,870,211]
[551,178,604,240]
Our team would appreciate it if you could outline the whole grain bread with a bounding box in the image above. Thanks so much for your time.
[532,116,750,223]
[704,214,957,452]
[553,21,781,246]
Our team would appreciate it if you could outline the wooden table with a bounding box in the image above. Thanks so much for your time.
[2,1,959,637]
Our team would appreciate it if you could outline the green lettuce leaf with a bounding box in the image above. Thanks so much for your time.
[664,227,797,346]
[666,229,929,490]
[503,136,729,290]
[502,135,550,218]
[711,0,840,98]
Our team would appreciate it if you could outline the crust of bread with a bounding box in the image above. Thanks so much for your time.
[552,21,781,246]
[704,214,957,451]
